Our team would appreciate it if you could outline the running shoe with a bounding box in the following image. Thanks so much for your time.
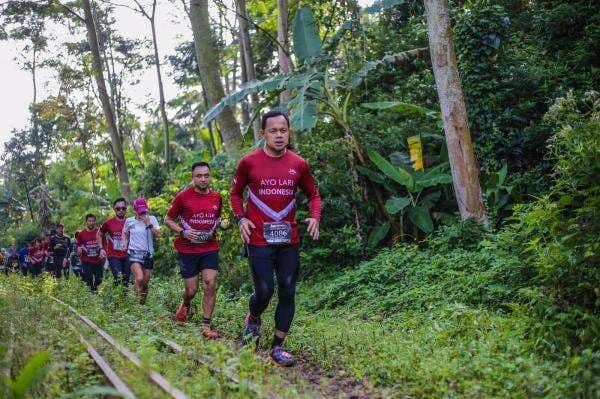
[173,302,189,323]
[201,324,220,339]
[241,313,261,346]
[269,346,296,367]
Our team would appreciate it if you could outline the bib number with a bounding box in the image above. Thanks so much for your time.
[112,238,122,251]
[263,222,292,245]
[195,230,214,244]
[87,247,99,257]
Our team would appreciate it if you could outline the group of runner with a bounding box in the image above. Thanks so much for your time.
[1,226,76,277]
[8,111,321,367]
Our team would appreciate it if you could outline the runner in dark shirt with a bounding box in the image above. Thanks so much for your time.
[50,224,71,278]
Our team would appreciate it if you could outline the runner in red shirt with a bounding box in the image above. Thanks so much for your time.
[28,238,46,277]
[165,161,222,339]
[231,110,321,367]
[97,198,129,285]
[76,213,105,292]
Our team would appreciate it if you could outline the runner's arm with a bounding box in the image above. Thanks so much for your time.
[230,158,249,222]
[148,216,161,237]
[299,162,322,240]
[299,161,322,221]
[165,197,184,234]
[120,227,129,251]
[96,225,104,251]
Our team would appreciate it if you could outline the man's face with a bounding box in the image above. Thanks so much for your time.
[57,226,64,235]
[114,201,127,219]
[86,217,96,230]
[261,115,290,152]
[192,166,211,191]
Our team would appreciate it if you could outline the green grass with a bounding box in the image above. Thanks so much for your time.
[1,256,596,398]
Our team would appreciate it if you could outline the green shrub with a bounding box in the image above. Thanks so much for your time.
[510,91,600,354]
[309,226,527,316]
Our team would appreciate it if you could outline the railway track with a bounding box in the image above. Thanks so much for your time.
[49,294,278,399]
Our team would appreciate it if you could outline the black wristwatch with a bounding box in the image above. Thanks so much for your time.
[146,224,154,230]
[179,229,186,237]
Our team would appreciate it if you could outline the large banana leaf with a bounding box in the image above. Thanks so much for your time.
[385,196,412,214]
[351,48,428,87]
[368,222,390,248]
[414,163,453,189]
[288,80,321,131]
[202,75,285,126]
[293,7,322,63]
[356,165,385,184]
[368,149,415,191]
[407,206,434,233]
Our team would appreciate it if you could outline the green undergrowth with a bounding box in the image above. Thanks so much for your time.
[2,233,598,399]
[0,274,311,398]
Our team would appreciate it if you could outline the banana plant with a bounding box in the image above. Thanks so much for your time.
[202,6,427,135]
[202,5,429,232]
[364,149,453,243]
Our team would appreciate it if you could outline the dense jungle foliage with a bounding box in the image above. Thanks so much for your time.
[0,0,598,397]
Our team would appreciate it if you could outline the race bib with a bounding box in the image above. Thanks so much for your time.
[263,222,292,245]
[112,238,122,251]
[195,230,214,244]
[87,247,99,257]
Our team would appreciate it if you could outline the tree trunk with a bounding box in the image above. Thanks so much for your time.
[238,37,250,127]
[277,0,292,105]
[150,16,171,169]
[189,0,241,155]
[32,43,37,105]
[424,0,486,223]
[82,0,131,198]
[234,0,261,141]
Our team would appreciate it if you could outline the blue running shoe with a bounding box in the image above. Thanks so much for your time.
[269,345,296,367]
[242,313,261,347]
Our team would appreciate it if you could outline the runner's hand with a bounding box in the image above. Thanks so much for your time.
[62,258,68,268]
[143,214,152,226]
[77,247,82,256]
[100,249,107,259]
[304,218,320,240]
[183,229,200,241]
[239,219,255,244]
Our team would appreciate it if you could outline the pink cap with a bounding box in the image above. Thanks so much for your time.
[133,197,149,214]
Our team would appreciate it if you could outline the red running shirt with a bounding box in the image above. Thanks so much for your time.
[75,228,103,264]
[100,217,127,259]
[230,148,322,246]
[167,188,222,254]
[28,247,45,266]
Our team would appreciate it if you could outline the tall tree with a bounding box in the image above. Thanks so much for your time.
[189,0,241,154]
[81,0,131,198]
[132,0,171,169]
[424,0,486,223]
[277,0,292,105]
[234,0,260,141]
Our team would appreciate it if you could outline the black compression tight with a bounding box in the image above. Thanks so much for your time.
[248,244,299,333]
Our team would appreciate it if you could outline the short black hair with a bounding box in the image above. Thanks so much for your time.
[191,161,211,173]
[261,110,290,130]
[85,213,96,221]
[57,223,64,228]
[113,197,127,206]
